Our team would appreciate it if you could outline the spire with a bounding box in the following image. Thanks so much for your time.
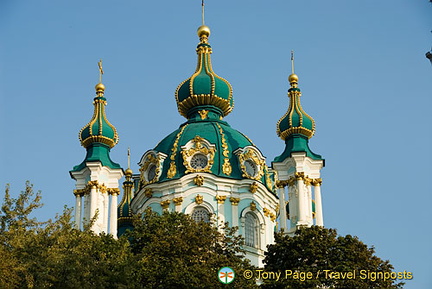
[277,52,315,140]
[71,60,121,172]
[274,52,322,161]
[79,60,119,149]
[175,2,233,120]
[118,148,134,236]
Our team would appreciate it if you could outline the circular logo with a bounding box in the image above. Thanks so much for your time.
[218,267,235,284]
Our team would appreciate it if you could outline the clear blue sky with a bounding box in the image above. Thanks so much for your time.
[1,1,431,288]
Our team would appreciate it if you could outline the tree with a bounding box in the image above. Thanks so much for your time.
[0,182,135,288]
[262,226,404,289]
[1,183,257,288]
[126,209,258,289]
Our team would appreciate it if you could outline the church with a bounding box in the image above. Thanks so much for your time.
[69,19,324,266]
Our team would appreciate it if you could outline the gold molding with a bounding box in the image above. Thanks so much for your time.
[144,188,153,198]
[229,197,240,206]
[304,177,312,186]
[216,123,232,176]
[250,201,256,211]
[173,197,183,206]
[160,200,170,209]
[238,148,265,180]
[195,194,204,205]
[167,125,188,179]
[249,182,258,193]
[263,207,270,217]
[198,109,209,120]
[139,152,161,186]
[182,136,215,174]
[215,195,227,204]
[107,188,120,196]
[311,178,322,186]
[194,175,204,186]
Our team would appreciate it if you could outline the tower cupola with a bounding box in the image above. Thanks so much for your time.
[276,73,315,140]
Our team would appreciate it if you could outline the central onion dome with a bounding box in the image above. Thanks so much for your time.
[139,25,275,193]
[175,25,233,119]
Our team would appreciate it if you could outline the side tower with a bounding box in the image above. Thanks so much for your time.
[130,24,279,266]
[70,62,123,235]
[272,62,324,234]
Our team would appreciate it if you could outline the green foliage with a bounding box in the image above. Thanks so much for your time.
[126,209,258,289]
[262,226,404,289]
[0,183,257,288]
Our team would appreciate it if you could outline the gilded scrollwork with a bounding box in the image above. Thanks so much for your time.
[144,188,153,198]
[237,147,266,180]
[215,195,227,204]
[167,125,188,179]
[160,200,170,209]
[181,136,215,174]
[173,197,183,206]
[198,110,209,120]
[195,194,204,205]
[250,201,257,211]
[215,123,232,176]
[249,182,258,194]
[139,151,162,186]
[194,175,204,186]
[311,178,322,186]
[229,197,240,206]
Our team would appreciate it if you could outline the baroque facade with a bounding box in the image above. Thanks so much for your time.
[70,23,324,266]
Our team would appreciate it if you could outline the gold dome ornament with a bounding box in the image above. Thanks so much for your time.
[197,25,211,38]
[288,73,298,84]
[95,83,105,93]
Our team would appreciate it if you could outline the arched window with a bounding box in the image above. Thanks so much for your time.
[191,207,210,223]
[245,212,259,248]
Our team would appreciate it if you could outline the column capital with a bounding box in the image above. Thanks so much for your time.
[312,178,323,186]
[215,195,227,204]
[173,197,183,206]
[229,197,240,206]
[160,200,170,209]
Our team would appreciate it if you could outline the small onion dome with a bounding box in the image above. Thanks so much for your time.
[276,74,315,140]
[175,25,234,119]
[79,83,119,148]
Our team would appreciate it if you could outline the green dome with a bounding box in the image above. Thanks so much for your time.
[79,84,119,149]
[143,114,274,193]
[276,74,315,140]
[175,27,233,119]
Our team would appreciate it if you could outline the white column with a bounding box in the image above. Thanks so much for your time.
[297,178,307,226]
[109,192,118,238]
[103,193,109,232]
[89,186,99,233]
[277,186,287,231]
[306,182,313,225]
[74,194,82,230]
[83,193,89,225]
[314,180,324,226]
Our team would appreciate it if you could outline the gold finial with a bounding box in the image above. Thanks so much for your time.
[197,0,210,42]
[95,59,105,93]
[288,50,299,86]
